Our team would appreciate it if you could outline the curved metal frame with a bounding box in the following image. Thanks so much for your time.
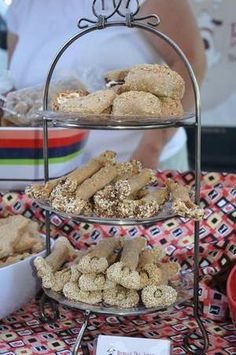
[41,2,209,353]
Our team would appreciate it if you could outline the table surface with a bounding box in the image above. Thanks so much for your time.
[0,171,235,355]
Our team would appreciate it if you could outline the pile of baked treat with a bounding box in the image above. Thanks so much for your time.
[0,215,44,267]
[34,236,181,309]
[26,151,204,220]
[51,64,185,118]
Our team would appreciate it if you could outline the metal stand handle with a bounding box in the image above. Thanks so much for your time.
[39,292,60,324]
[184,313,209,354]
[72,311,91,355]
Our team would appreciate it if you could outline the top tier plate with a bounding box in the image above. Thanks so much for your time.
[36,111,195,130]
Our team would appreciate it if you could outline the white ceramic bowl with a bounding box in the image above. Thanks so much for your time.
[0,235,52,319]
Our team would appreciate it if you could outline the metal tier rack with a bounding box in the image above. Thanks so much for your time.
[38,1,209,354]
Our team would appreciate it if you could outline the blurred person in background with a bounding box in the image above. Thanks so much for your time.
[5,0,206,171]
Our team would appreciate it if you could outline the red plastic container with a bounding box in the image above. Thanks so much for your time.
[227,264,236,326]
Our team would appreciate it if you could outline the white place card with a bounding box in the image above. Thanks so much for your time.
[95,335,172,355]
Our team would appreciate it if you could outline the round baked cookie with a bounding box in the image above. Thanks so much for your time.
[159,97,184,118]
[52,89,116,114]
[124,64,185,100]
[112,91,162,116]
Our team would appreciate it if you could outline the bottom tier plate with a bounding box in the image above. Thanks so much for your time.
[44,270,193,317]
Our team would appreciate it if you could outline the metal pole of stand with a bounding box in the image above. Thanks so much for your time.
[72,311,91,355]
[39,117,59,322]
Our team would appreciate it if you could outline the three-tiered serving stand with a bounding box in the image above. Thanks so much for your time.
[37,1,209,353]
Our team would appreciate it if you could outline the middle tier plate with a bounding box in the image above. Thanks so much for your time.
[36,200,177,226]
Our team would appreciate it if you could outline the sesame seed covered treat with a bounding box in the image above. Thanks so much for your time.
[52,164,119,214]
[166,179,204,220]
[78,237,121,274]
[114,169,157,201]
[141,285,178,308]
[63,282,102,304]
[79,273,116,292]
[112,91,162,117]
[76,290,103,304]
[25,177,62,202]
[93,160,143,218]
[135,187,169,218]
[124,64,185,100]
[103,285,140,308]
[117,187,169,219]
[62,278,82,302]
[62,265,82,300]
[107,237,146,290]
[115,160,142,181]
[93,185,118,218]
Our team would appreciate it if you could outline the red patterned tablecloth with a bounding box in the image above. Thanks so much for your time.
[0,171,235,355]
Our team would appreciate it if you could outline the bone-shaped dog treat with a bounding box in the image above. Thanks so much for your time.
[167,179,204,220]
[106,237,146,290]
[141,285,177,308]
[92,161,142,218]
[75,164,118,200]
[115,169,157,200]
[25,178,62,201]
[0,215,29,258]
[138,249,163,288]
[53,164,119,215]
[44,237,77,272]
[117,187,169,219]
[78,238,121,274]
[13,219,41,253]
[33,237,77,291]
[53,150,116,194]
[34,257,71,291]
[26,151,116,200]
[135,188,169,218]
[103,285,139,308]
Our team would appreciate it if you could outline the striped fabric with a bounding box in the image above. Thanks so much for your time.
[0,127,88,189]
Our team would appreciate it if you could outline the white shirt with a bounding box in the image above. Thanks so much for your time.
[6,0,186,164]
